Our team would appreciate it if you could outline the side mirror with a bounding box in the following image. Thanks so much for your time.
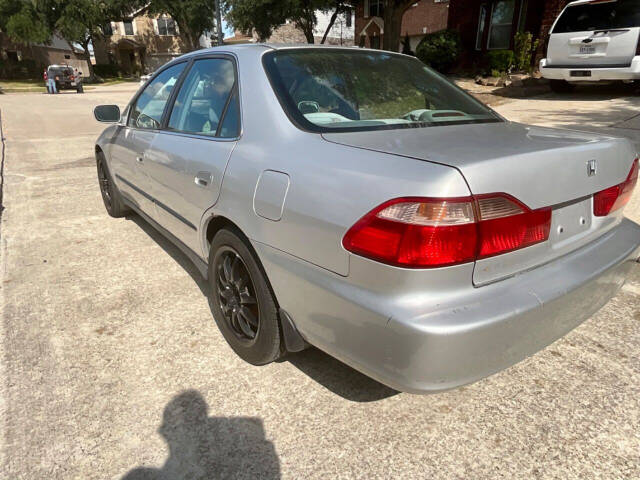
[94,105,121,123]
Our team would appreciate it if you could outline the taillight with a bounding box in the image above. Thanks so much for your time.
[343,194,551,268]
[476,195,551,258]
[594,158,639,216]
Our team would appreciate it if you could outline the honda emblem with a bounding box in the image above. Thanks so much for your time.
[587,159,597,177]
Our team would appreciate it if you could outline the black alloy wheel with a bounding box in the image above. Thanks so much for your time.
[208,228,282,365]
[96,152,129,218]
[215,247,260,342]
[97,156,113,210]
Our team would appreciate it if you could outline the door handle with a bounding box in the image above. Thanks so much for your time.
[195,172,212,187]
[135,156,144,163]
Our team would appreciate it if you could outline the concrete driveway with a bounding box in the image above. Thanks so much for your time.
[1,84,639,479]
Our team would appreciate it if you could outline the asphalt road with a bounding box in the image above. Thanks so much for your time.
[1,84,639,479]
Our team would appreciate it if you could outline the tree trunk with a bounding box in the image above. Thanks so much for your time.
[321,8,340,44]
[82,36,95,81]
[382,3,410,52]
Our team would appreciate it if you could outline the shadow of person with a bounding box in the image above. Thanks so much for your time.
[121,390,280,480]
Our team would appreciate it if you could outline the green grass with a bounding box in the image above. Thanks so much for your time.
[0,79,46,93]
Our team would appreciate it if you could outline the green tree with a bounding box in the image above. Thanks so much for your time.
[55,0,135,79]
[147,0,216,51]
[0,0,56,44]
[0,0,135,79]
[379,1,416,52]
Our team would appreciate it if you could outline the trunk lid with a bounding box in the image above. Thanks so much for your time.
[323,122,637,284]
[547,0,640,67]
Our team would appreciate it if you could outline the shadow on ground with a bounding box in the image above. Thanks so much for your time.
[121,390,280,480]
[127,214,399,402]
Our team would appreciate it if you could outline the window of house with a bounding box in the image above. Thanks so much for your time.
[167,58,238,138]
[345,9,352,28]
[369,0,384,17]
[487,0,515,49]
[157,18,177,36]
[476,4,489,50]
[129,62,186,129]
[123,19,134,35]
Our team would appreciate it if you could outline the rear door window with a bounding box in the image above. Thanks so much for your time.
[552,0,640,33]
[167,58,238,138]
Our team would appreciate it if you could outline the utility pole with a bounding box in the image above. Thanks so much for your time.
[215,0,224,46]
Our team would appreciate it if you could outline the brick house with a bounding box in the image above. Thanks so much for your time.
[447,0,572,67]
[355,0,450,51]
[0,33,90,79]
[93,11,188,74]
[252,10,355,45]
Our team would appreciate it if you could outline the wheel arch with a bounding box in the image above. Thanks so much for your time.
[204,214,307,353]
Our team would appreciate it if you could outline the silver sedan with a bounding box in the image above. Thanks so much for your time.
[93,45,640,393]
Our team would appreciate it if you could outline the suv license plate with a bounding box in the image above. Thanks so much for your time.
[570,70,591,77]
[579,46,596,54]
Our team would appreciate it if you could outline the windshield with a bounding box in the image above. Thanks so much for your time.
[552,0,640,33]
[263,49,501,133]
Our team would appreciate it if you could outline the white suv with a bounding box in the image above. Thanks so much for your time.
[540,0,640,92]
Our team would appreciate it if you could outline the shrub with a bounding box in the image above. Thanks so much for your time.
[93,63,121,78]
[486,49,514,74]
[401,33,414,56]
[416,29,461,72]
[513,31,539,72]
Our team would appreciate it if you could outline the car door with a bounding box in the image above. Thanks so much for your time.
[111,62,187,216]
[144,56,240,254]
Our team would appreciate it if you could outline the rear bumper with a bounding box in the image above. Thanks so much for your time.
[540,56,640,81]
[256,219,640,394]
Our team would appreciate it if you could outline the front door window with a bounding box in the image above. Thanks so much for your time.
[129,62,186,129]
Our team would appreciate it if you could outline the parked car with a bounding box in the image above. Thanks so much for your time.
[46,65,83,93]
[93,45,640,393]
[540,0,640,92]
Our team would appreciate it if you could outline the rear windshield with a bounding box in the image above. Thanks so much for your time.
[552,0,640,33]
[48,67,72,76]
[262,49,501,133]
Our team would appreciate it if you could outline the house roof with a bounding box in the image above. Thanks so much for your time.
[358,17,384,36]
[224,33,255,44]
[35,34,83,53]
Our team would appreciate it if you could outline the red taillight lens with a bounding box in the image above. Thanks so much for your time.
[343,194,552,268]
[343,197,478,268]
[594,158,638,216]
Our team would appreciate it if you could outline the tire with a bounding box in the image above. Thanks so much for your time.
[208,228,282,365]
[77,85,83,93]
[550,79,576,93]
[96,151,130,218]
